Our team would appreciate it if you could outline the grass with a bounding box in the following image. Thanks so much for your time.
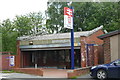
[69,76,77,79]
[2,70,15,73]
[2,70,23,73]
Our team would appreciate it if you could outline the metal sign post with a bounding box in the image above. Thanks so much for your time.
[70,6,74,69]
[64,5,74,69]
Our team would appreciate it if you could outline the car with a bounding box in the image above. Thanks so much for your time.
[90,59,120,80]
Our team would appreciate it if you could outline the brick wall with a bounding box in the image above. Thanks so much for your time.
[0,55,1,71]
[13,68,43,76]
[67,67,90,78]
[103,37,111,63]
[97,45,104,64]
[0,55,15,70]
[15,40,21,68]
[80,37,87,67]
[80,30,104,67]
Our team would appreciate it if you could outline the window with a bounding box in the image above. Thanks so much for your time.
[117,60,120,65]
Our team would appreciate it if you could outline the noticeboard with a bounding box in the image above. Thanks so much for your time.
[9,56,15,67]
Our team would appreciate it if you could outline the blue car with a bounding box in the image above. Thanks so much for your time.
[90,59,120,79]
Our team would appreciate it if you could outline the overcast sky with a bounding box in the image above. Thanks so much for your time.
[0,0,48,21]
[0,0,119,21]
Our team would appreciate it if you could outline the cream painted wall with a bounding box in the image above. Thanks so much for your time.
[118,34,120,59]
[110,34,120,61]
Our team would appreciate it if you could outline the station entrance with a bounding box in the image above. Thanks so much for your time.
[21,48,81,69]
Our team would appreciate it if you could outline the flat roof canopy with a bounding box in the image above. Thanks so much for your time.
[20,42,81,51]
[21,46,81,51]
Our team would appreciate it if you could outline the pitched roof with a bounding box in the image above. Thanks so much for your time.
[17,25,103,41]
[98,29,120,39]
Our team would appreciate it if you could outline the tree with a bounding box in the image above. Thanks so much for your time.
[0,12,45,54]
[0,19,18,54]
[27,12,44,34]
[14,12,44,36]
[46,2,120,33]
[46,2,70,34]
[14,15,31,36]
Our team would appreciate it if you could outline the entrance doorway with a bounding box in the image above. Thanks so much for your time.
[21,49,81,69]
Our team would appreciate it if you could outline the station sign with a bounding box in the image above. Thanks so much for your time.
[64,7,73,29]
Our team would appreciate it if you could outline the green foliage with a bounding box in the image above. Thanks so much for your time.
[46,2,120,33]
[0,19,18,54]
[2,70,23,73]
[69,76,77,79]
[0,33,2,52]
[0,12,44,54]
[46,2,71,33]
[2,70,15,73]
[14,12,43,36]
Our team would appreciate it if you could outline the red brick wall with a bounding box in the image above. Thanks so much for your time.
[0,55,1,71]
[67,67,90,78]
[97,45,104,64]
[94,46,98,66]
[81,30,104,45]
[80,30,104,67]
[1,55,15,70]
[80,37,87,67]
[103,37,111,63]
[15,40,21,68]
[13,68,43,76]
[2,55,10,70]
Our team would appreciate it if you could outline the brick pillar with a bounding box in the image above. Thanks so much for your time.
[103,37,111,64]
[80,37,86,67]
[15,40,21,68]
[94,46,98,66]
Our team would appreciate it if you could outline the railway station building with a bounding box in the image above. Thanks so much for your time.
[15,26,104,69]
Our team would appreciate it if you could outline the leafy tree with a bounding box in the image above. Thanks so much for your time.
[14,12,44,36]
[46,2,70,33]
[0,12,45,54]
[13,15,31,36]
[27,12,44,34]
[0,19,18,54]
[46,2,120,33]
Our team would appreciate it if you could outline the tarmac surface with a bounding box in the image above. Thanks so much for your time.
[1,72,120,80]
[1,72,95,80]
[0,69,97,80]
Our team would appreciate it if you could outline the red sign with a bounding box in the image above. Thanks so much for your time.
[64,7,73,29]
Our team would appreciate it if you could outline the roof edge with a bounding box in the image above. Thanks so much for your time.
[82,25,103,37]
[17,25,104,41]
[98,29,120,39]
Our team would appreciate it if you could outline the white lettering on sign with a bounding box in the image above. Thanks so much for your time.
[66,8,72,16]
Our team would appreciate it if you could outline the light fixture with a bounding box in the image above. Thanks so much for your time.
[29,41,33,45]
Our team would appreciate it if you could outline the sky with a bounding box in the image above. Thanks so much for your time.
[0,0,118,21]
[0,0,48,21]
